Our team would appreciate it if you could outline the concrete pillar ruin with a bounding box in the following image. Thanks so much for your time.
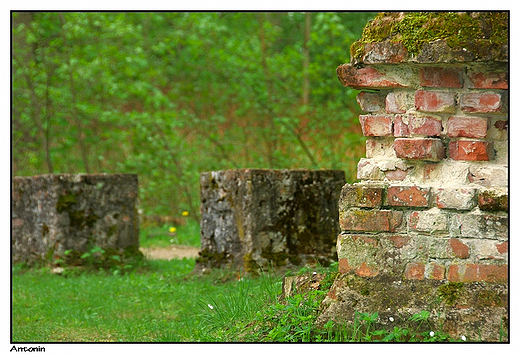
[12,174,140,264]
[198,169,345,270]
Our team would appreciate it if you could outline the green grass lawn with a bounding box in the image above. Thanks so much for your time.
[12,258,280,342]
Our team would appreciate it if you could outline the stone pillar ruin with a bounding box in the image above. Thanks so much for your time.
[318,12,508,342]
[12,174,140,264]
[198,169,345,270]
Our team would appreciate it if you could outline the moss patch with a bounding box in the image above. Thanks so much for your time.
[260,249,300,267]
[56,193,77,213]
[243,253,259,276]
[196,249,229,267]
[437,282,463,306]
[351,12,508,61]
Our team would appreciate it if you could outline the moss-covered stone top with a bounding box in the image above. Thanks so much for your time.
[351,12,508,64]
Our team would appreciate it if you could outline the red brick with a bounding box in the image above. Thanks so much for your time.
[479,265,508,282]
[446,116,488,138]
[449,239,470,259]
[428,263,446,280]
[384,168,411,181]
[478,190,508,212]
[359,115,393,136]
[338,258,352,273]
[393,138,445,161]
[419,67,463,88]
[388,235,410,248]
[357,91,386,112]
[466,69,508,89]
[337,64,406,89]
[387,185,430,207]
[496,242,508,254]
[415,90,456,113]
[460,92,503,113]
[394,115,441,137]
[340,185,383,209]
[340,209,403,232]
[356,262,379,277]
[447,264,508,282]
[385,92,408,113]
[351,235,378,247]
[393,115,410,136]
[404,262,425,280]
[449,140,494,161]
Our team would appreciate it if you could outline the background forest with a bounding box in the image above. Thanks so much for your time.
[12,12,376,220]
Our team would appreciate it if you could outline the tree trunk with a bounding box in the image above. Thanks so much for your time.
[59,13,90,173]
[303,12,311,106]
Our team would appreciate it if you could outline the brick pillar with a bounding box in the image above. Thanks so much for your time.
[320,12,508,342]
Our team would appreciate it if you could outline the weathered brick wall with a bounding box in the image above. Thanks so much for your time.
[320,12,508,341]
[335,38,508,284]
[12,174,140,264]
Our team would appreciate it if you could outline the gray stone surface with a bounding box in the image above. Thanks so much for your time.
[12,174,139,264]
[198,169,345,270]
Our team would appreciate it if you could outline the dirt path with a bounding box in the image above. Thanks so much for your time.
[140,245,200,260]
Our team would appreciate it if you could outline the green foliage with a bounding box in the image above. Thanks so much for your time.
[12,12,375,219]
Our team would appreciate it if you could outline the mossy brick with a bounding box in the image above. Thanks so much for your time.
[419,67,463,88]
[460,92,503,113]
[446,116,488,138]
[404,262,425,280]
[357,91,387,112]
[466,67,508,89]
[336,234,381,275]
[433,187,477,210]
[359,115,393,136]
[426,262,446,280]
[339,184,384,209]
[449,140,494,161]
[415,90,456,113]
[339,209,403,232]
[336,64,407,89]
[393,138,445,161]
[386,185,430,207]
[409,209,448,234]
[450,212,508,240]
[447,264,508,283]
[478,190,508,212]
